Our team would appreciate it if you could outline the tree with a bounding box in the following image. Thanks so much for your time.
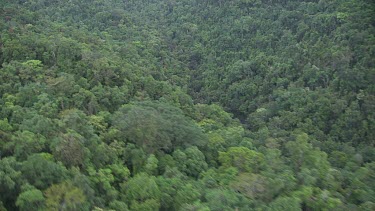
[45,181,87,211]
[19,113,56,136]
[10,130,46,161]
[346,162,375,205]
[173,147,208,178]
[123,173,161,210]
[156,175,184,210]
[21,153,68,189]
[205,188,242,211]
[58,109,95,140]
[219,147,264,173]
[174,183,201,210]
[0,0,374,209]
[144,154,159,176]
[266,196,301,211]
[230,173,269,201]
[0,157,22,209]
[17,60,44,84]
[52,130,87,168]
[109,200,129,211]
[16,185,45,211]
[87,167,118,203]
[285,133,331,186]
[113,101,206,153]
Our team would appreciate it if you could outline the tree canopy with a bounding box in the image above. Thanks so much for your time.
[0,0,374,210]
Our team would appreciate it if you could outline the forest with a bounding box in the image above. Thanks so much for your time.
[0,0,374,210]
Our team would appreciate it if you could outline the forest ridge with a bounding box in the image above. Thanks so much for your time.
[0,0,374,210]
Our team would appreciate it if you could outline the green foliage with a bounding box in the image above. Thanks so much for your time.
[144,154,159,175]
[45,181,87,211]
[52,130,87,168]
[230,173,269,201]
[109,200,129,211]
[156,176,184,210]
[16,185,45,211]
[285,133,332,186]
[123,173,161,210]
[266,196,301,211]
[174,183,201,210]
[87,166,119,203]
[173,146,208,178]
[0,118,12,132]
[205,188,242,211]
[219,147,264,173]
[0,157,22,207]
[113,101,206,153]
[21,153,68,190]
[7,131,46,161]
[0,0,373,210]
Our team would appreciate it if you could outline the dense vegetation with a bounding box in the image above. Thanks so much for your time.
[0,0,374,210]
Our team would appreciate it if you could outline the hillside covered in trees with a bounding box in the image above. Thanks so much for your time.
[0,0,374,210]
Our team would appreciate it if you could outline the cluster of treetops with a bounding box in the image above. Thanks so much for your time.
[0,0,374,210]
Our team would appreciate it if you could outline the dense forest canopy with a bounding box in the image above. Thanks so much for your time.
[0,0,374,210]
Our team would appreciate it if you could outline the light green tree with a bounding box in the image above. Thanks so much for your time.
[16,185,45,211]
[45,181,87,211]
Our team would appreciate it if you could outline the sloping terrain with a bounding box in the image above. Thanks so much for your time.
[0,0,374,210]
